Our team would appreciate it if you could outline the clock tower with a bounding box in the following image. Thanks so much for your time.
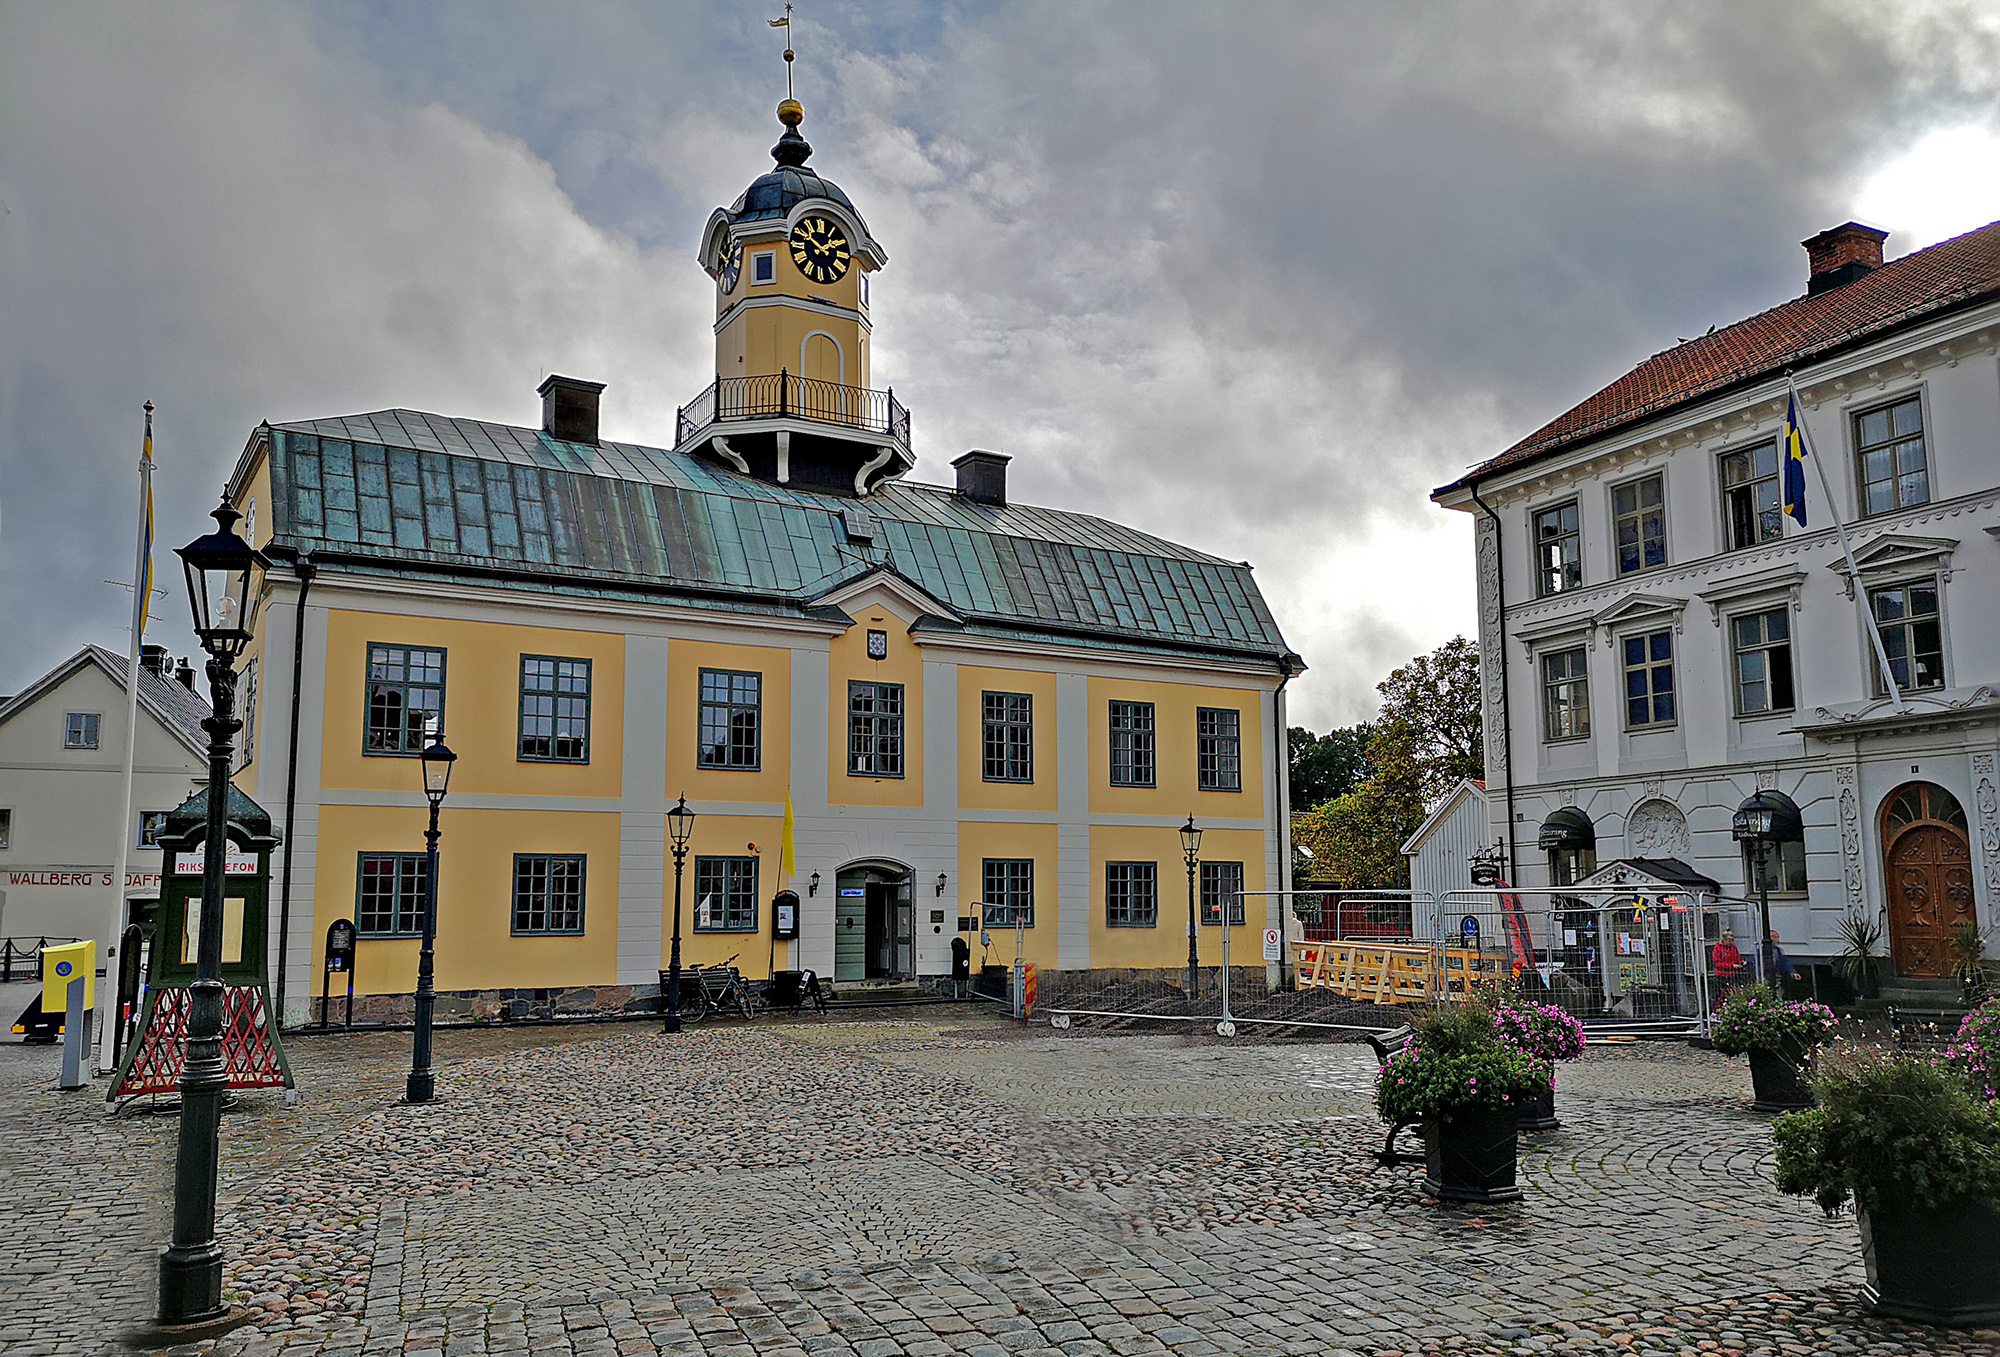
[676,100,911,496]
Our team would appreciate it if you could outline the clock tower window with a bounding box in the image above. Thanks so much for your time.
[751,251,776,285]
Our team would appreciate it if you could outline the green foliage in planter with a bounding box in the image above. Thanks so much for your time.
[1946,997,2000,1103]
[1834,913,1881,992]
[1710,983,1837,1058]
[1772,1042,2000,1217]
[1375,1002,1551,1125]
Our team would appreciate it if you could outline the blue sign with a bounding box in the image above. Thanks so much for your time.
[54,960,73,977]
[1460,915,1480,940]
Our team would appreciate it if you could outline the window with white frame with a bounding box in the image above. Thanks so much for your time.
[1720,443,1783,550]
[1533,501,1582,596]
[1731,608,1795,715]
[751,250,776,285]
[1870,579,1945,692]
[64,713,100,750]
[1541,648,1590,741]
[1622,631,1676,728]
[1613,475,1667,576]
[1854,395,1929,517]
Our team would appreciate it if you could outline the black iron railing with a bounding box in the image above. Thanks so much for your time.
[0,936,80,983]
[676,372,911,449]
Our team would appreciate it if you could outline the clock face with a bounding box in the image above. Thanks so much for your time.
[788,214,851,284]
[716,238,742,294]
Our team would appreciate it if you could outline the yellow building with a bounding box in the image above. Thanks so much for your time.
[223,103,1303,1024]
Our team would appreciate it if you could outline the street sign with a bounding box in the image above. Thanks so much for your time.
[1262,928,1282,961]
[1461,915,1481,940]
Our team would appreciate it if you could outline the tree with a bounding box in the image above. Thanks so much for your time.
[1375,635,1483,805]
[1292,721,1426,891]
[1288,721,1373,811]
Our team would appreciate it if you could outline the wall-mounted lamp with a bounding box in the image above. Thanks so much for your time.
[809,872,821,897]
[936,872,948,897]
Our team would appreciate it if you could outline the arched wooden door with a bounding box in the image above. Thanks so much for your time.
[1881,782,1975,978]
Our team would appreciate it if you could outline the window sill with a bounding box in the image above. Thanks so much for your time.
[1108,782,1158,790]
[1625,723,1679,734]
[846,772,907,780]
[696,763,764,772]
[519,756,591,765]
[355,933,422,941]
[1543,734,1592,746]
[981,776,1035,785]
[1106,920,1158,928]
[1734,709,1795,723]
[362,748,425,759]
[510,931,587,938]
[1199,785,1244,794]
[692,926,760,934]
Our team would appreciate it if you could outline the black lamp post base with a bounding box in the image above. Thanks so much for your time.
[127,1305,252,1349]
[404,1071,436,1103]
[155,1243,229,1333]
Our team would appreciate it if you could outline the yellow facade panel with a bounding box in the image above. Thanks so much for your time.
[663,812,787,977]
[827,601,922,808]
[1087,824,1265,971]
[955,666,1059,814]
[667,639,792,806]
[956,820,1060,972]
[1086,677,1265,819]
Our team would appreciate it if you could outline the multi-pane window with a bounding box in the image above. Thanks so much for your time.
[982,692,1033,783]
[64,713,100,749]
[1613,475,1667,576]
[848,682,905,776]
[693,856,759,932]
[698,669,761,769]
[1105,861,1157,927]
[519,656,590,762]
[1533,501,1582,596]
[1197,708,1242,791]
[1855,396,1929,516]
[1720,443,1783,550]
[1622,631,1676,728]
[1200,861,1245,926]
[356,853,429,937]
[512,854,586,935]
[1109,701,1156,787]
[365,645,444,754]
[1871,580,1944,692]
[1745,839,1808,895]
[137,811,169,849]
[982,858,1034,928]
[1731,609,1796,715]
[1541,648,1590,741]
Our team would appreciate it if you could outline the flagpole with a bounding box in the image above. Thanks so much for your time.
[1785,374,1908,714]
[99,402,158,1074]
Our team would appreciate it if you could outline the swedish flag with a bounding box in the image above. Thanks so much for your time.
[1783,393,1809,527]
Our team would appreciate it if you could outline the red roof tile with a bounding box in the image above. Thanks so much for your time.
[1438,218,2000,497]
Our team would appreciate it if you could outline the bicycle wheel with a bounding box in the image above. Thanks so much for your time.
[678,983,711,1024]
[735,987,756,1021]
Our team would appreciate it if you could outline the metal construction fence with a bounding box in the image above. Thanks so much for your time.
[1036,885,1782,1040]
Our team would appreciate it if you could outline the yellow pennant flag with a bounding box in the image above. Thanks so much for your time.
[780,788,796,880]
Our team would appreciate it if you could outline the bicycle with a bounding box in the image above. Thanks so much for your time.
[680,955,756,1023]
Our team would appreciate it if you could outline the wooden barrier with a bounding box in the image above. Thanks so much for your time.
[1291,939,1502,1005]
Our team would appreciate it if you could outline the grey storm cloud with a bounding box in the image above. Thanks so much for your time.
[3,1,1998,727]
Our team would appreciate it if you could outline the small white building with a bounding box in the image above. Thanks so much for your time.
[1401,778,1490,911]
[0,645,209,963]
[1433,219,2000,988]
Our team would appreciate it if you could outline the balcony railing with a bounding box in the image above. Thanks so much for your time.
[676,372,911,451]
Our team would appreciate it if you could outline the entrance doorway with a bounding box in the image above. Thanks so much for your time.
[1881,782,1975,978]
[833,864,912,983]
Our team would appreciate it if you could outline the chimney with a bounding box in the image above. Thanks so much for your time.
[175,658,196,691]
[538,374,606,446]
[140,644,171,679]
[1802,222,1888,296]
[952,450,1010,507]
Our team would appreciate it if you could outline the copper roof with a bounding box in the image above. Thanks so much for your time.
[1437,218,2000,498]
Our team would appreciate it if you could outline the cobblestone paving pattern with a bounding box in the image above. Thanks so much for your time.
[3,1017,1996,1357]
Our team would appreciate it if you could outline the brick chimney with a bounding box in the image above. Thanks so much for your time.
[538,374,606,446]
[1802,222,1888,296]
[952,450,1010,507]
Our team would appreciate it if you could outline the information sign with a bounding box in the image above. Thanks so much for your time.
[1262,928,1282,962]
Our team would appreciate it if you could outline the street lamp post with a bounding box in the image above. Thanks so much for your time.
[1731,796,1778,980]
[663,796,697,1033]
[405,726,457,1104]
[157,500,268,1328]
[1181,815,1202,1000]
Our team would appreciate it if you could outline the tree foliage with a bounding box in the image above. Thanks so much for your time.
[1293,721,1425,890]
[1288,722,1372,811]
[1375,635,1484,804]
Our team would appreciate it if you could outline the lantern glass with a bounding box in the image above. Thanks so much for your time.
[1180,815,1202,859]
[667,795,696,849]
[175,501,269,659]
[420,730,456,803]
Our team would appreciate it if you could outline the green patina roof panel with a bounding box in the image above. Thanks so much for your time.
[263,410,1294,664]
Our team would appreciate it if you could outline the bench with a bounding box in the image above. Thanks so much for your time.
[1364,1024,1423,1166]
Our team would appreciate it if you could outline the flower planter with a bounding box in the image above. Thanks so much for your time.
[1423,1103,1522,1204]
[1860,1200,2000,1325]
[1747,1046,1814,1112]
[1515,1083,1558,1132]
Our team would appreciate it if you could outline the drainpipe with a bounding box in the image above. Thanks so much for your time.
[1273,658,1296,991]
[1466,481,1518,884]
[274,555,316,1023]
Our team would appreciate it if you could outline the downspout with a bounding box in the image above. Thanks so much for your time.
[1466,482,1518,883]
[1273,658,1295,991]
[274,555,316,1022]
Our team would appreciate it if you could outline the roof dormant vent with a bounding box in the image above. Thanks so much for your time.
[539,374,606,446]
[1803,222,1888,296]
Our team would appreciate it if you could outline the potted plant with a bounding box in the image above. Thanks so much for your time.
[1493,1000,1586,1131]
[1376,1003,1551,1204]
[1772,1037,2000,1325]
[1950,923,1993,1008]
[1834,912,1883,1002]
[1710,983,1837,1112]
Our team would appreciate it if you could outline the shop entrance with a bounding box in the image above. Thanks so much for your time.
[1882,782,1975,979]
[834,863,912,982]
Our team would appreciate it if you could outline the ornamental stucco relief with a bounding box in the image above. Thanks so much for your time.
[1627,799,1691,858]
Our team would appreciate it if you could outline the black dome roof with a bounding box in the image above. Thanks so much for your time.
[729,165,862,225]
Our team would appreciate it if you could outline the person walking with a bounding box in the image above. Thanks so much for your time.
[1711,929,1745,1010]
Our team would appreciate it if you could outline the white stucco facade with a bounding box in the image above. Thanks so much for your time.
[1436,233,2000,976]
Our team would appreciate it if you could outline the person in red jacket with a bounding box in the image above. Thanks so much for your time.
[1712,929,1745,1007]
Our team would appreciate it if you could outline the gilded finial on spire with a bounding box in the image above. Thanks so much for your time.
[768,4,797,104]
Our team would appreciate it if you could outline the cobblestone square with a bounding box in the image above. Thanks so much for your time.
[3,1013,1995,1357]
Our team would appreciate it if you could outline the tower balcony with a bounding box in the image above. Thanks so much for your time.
[675,373,911,460]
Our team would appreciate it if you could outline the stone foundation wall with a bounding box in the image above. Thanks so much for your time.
[297,983,658,1028]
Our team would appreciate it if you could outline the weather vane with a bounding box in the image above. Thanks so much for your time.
[769,4,795,102]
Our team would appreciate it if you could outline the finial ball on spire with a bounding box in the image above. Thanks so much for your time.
[778,99,804,127]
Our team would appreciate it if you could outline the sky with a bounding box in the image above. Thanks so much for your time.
[4,2,2000,730]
